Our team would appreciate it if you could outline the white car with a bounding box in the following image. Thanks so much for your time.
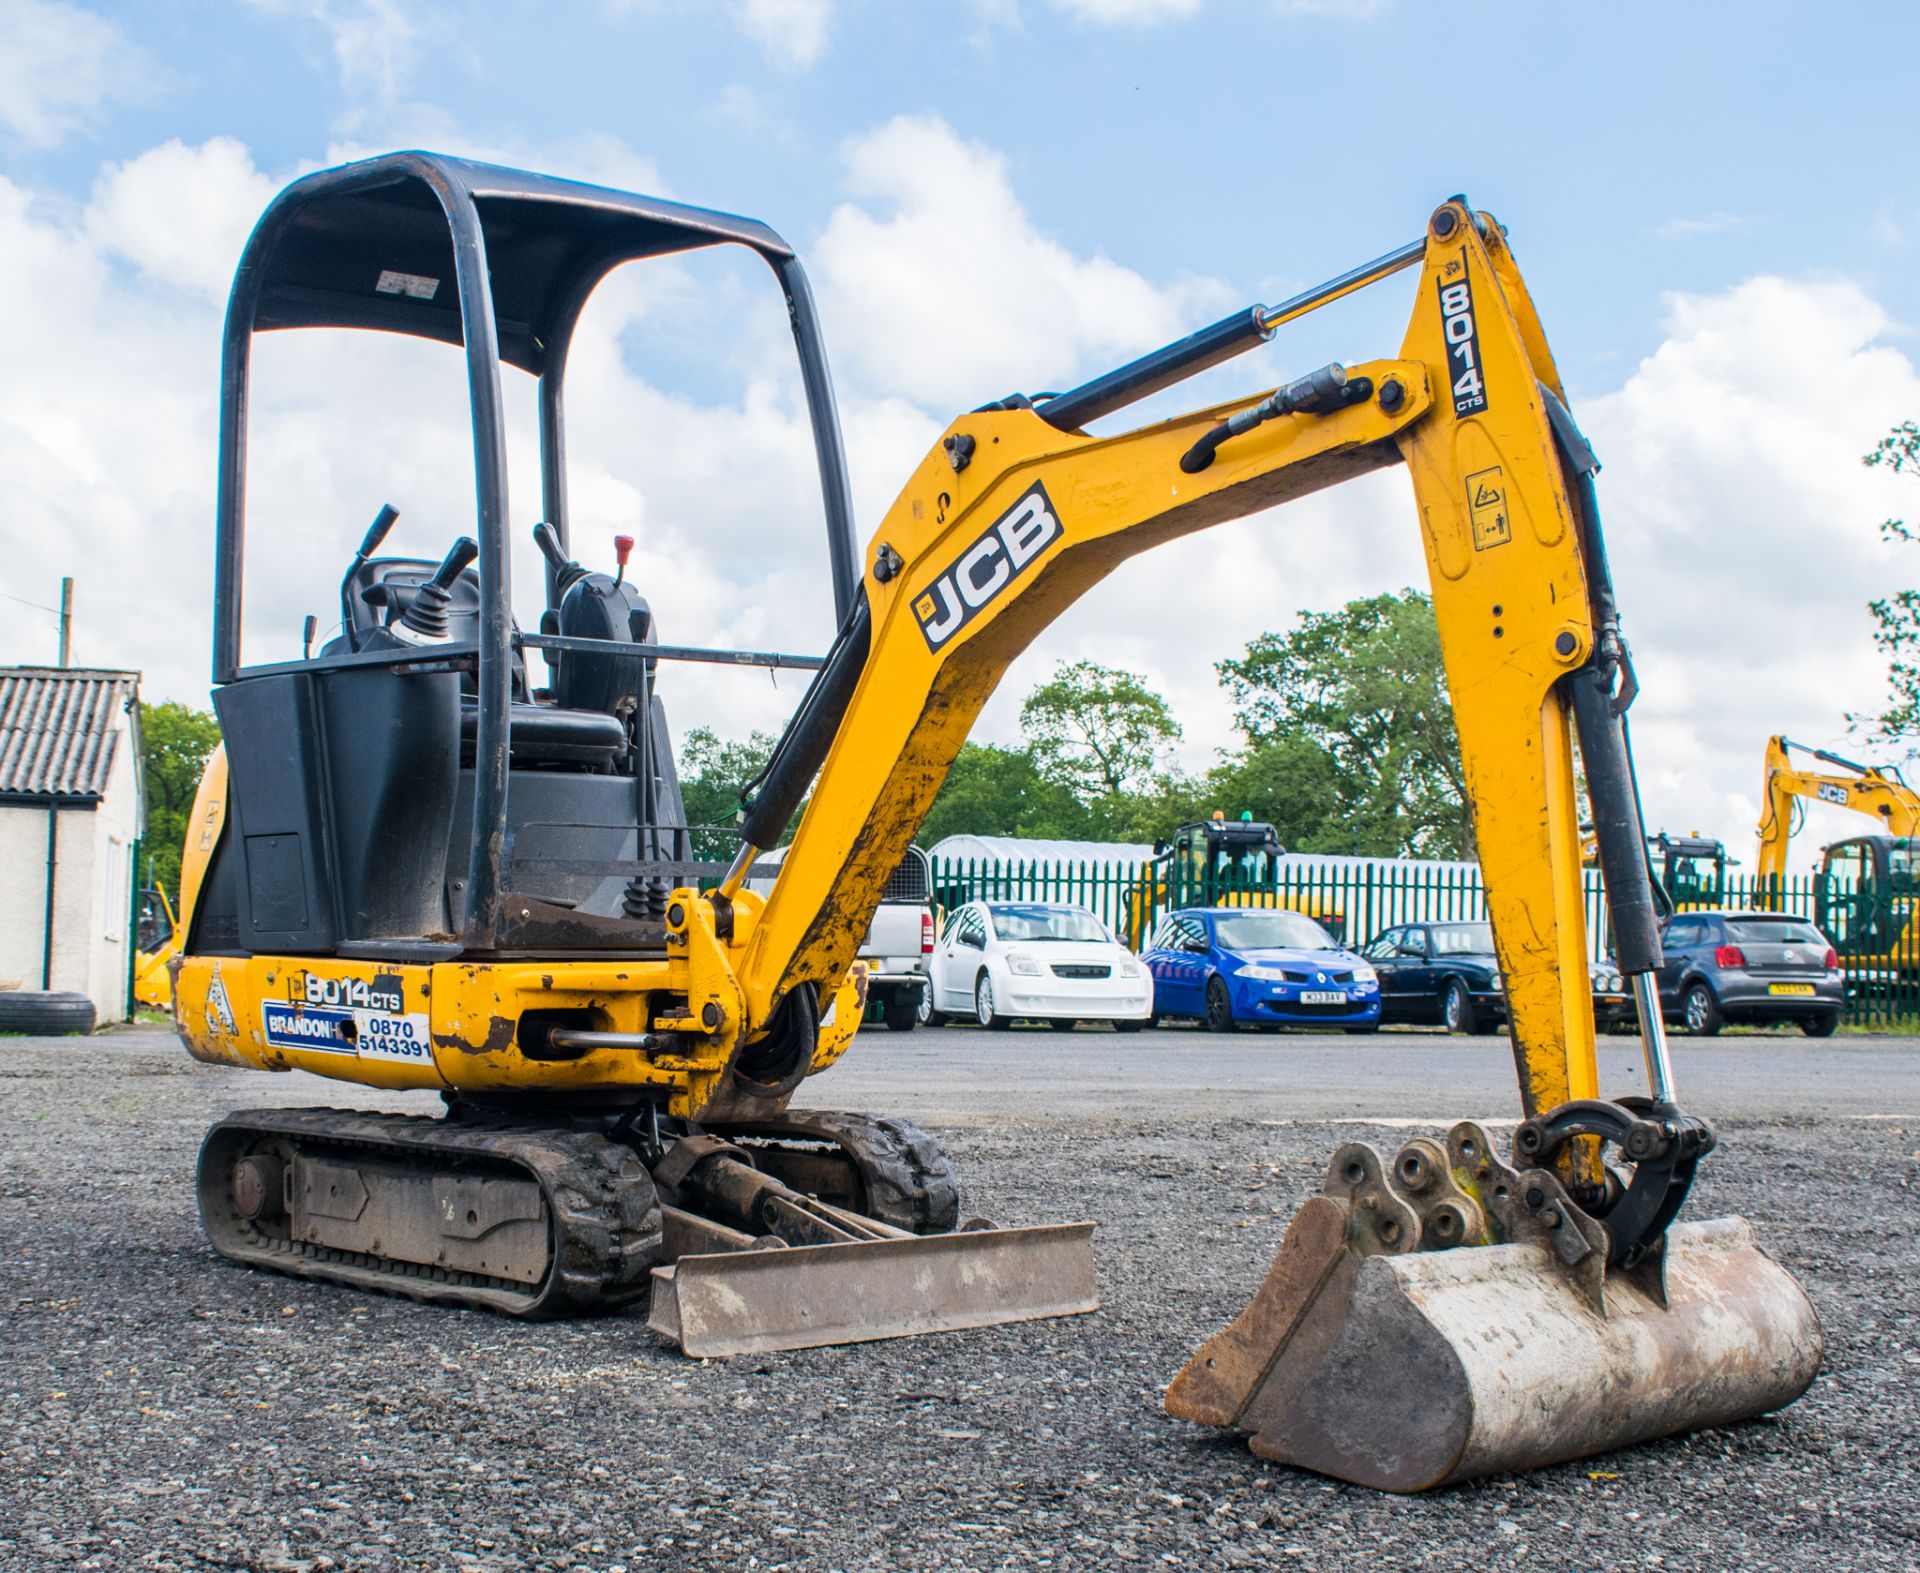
[921,900,1153,1031]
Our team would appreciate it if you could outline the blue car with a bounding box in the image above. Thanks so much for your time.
[1142,907,1382,1032]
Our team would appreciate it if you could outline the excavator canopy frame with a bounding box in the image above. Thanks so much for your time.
[210,151,860,944]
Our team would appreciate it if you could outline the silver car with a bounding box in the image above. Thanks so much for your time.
[1654,910,1843,1036]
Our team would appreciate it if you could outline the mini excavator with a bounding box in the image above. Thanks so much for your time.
[1758,733,1920,968]
[173,154,1820,1493]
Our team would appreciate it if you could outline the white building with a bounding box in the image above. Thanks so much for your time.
[0,668,145,1024]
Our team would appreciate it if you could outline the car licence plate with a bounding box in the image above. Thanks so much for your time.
[1768,983,1816,996]
[1301,991,1346,1005]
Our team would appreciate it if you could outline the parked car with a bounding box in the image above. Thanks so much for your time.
[1590,959,1635,1032]
[1142,907,1380,1032]
[922,900,1153,1030]
[1358,921,1504,1033]
[860,845,936,1032]
[753,845,933,1031]
[1654,910,1843,1036]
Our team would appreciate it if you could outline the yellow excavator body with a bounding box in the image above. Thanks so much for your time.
[171,156,1818,1490]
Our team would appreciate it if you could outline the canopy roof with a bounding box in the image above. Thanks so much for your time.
[240,151,793,375]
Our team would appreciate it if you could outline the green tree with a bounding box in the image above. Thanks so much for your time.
[141,701,222,904]
[1019,659,1181,803]
[1217,589,1472,857]
[677,726,780,858]
[1856,421,1920,747]
[916,742,1089,846]
[1201,735,1348,852]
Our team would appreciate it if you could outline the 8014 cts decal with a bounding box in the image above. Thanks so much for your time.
[913,482,1063,650]
[1437,259,1489,418]
[261,970,433,1065]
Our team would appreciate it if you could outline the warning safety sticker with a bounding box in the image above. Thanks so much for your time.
[1465,466,1511,551]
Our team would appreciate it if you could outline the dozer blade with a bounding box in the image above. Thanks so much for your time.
[1167,1197,1822,1492]
[648,1221,1098,1357]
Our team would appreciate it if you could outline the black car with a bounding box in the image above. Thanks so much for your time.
[1359,921,1505,1033]
[1655,910,1843,1036]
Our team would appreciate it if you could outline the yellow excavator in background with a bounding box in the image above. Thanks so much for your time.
[133,884,181,1009]
[1757,733,1920,969]
[171,155,1818,1493]
[1579,827,1729,911]
[1123,815,1346,947]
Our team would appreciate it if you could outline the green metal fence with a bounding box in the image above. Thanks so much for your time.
[927,854,1920,1029]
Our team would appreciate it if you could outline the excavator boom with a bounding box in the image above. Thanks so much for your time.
[1756,732,1920,971]
[674,196,1820,1483]
[1758,732,1920,879]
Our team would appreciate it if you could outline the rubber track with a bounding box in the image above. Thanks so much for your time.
[715,1110,960,1235]
[197,1107,663,1318]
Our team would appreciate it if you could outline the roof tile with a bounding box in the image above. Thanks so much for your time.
[0,667,138,799]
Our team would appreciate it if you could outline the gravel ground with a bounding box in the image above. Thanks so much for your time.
[2,1026,1917,1571]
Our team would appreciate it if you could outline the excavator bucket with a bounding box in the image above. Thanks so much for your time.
[648,1221,1099,1357]
[1167,1130,1822,1492]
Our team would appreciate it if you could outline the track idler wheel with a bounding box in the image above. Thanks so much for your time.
[709,1110,961,1235]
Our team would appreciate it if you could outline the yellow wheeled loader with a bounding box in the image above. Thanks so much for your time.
[172,155,1819,1491]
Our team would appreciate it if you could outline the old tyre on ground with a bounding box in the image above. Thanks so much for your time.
[1205,975,1237,1033]
[975,974,1010,1031]
[1440,979,1471,1035]
[1114,1017,1147,1033]
[1048,1018,1078,1032]
[1683,981,1723,1037]
[0,991,96,1036]
[1802,1010,1841,1038]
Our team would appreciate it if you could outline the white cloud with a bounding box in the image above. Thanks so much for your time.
[0,131,851,745]
[1051,0,1201,22]
[1576,277,1918,862]
[246,0,422,102]
[0,0,147,147]
[0,117,1910,890]
[814,115,1230,411]
[86,138,278,298]
[734,0,833,70]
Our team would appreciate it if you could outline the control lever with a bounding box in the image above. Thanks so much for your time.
[392,536,478,645]
[301,615,317,660]
[532,521,587,596]
[613,534,634,588]
[340,504,400,653]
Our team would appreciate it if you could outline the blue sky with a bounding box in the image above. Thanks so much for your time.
[2,0,1917,856]
[57,0,1916,395]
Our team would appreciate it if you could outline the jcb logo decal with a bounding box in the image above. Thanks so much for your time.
[913,483,1063,650]
[1817,783,1850,807]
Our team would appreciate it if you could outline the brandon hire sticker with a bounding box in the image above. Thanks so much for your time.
[262,971,433,1065]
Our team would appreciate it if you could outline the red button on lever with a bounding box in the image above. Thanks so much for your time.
[613,534,634,586]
